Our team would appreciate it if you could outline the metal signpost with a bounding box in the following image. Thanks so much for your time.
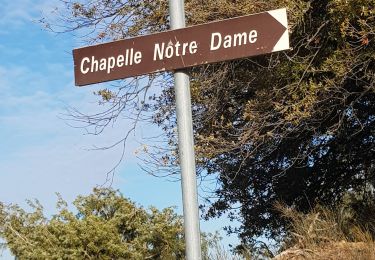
[168,1,201,259]
[72,4,289,259]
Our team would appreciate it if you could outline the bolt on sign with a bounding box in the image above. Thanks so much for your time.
[73,8,289,86]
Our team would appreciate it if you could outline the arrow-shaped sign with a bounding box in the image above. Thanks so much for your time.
[73,8,289,86]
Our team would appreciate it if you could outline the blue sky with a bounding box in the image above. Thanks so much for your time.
[0,0,183,213]
[0,0,238,258]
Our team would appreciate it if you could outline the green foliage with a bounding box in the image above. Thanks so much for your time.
[0,188,184,259]
[179,0,375,246]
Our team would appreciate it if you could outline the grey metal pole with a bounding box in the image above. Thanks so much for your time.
[168,0,202,259]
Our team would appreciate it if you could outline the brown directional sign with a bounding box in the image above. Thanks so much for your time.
[73,8,289,86]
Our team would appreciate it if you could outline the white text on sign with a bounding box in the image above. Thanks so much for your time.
[79,30,258,75]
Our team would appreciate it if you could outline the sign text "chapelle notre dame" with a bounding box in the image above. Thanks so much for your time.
[73,8,289,86]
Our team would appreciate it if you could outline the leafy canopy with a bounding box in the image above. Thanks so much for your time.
[0,188,184,259]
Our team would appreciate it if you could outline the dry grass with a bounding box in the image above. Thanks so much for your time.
[274,241,375,259]
[273,203,375,260]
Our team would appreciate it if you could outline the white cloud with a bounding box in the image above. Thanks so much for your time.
[0,0,34,26]
[0,44,23,56]
[0,0,58,27]
[0,60,142,207]
[0,65,158,205]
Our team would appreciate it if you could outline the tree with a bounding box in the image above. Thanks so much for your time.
[43,0,374,246]
[153,0,375,245]
[0,188,184,259]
